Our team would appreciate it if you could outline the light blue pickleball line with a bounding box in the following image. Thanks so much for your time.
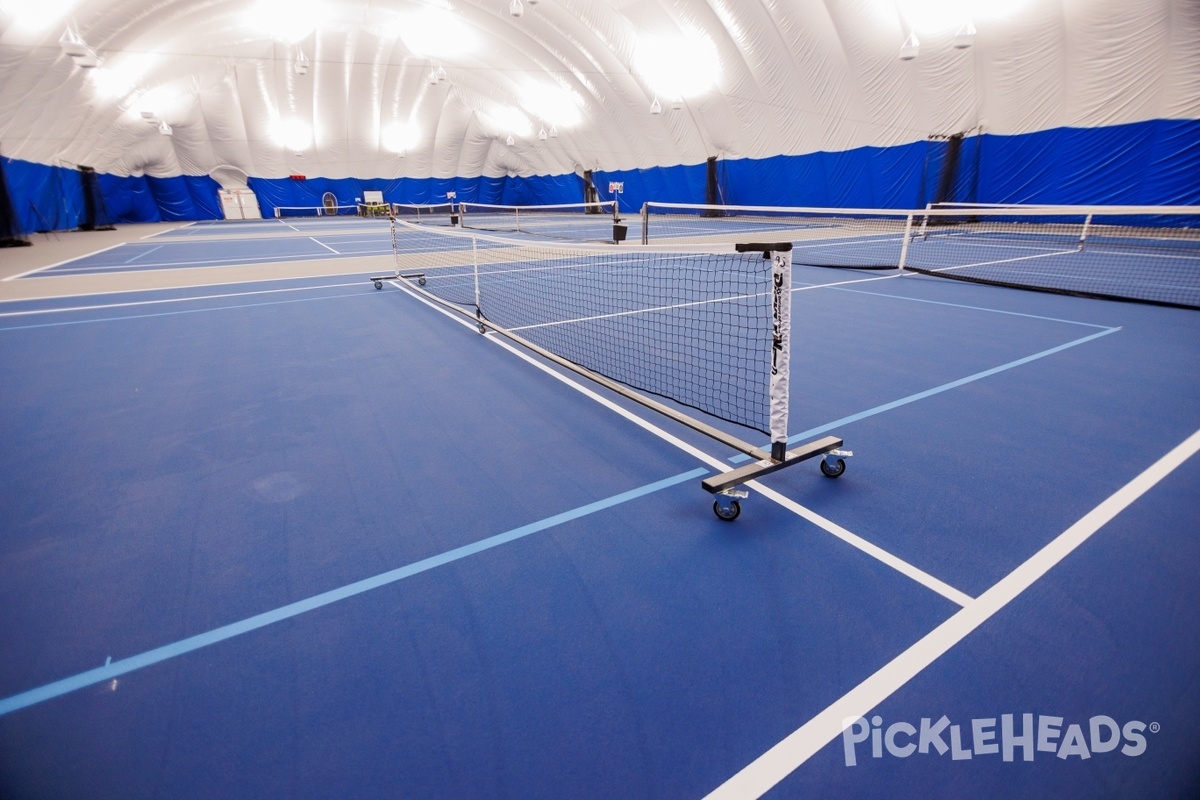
[0,466,708,717]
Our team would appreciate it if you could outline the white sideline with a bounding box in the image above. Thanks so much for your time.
[704,426,1200,799]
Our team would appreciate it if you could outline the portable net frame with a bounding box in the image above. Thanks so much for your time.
[458,200,621,242]
[369,217,846,511]
[642,202,1200,309]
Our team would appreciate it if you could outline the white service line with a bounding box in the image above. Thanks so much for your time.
[0,281,367,318]
[747,483,972,606]
[310,237,340,254]
[0,270,382,304]
[704,426,1200,799]
[2,241,129,281]
[921,247,1078,275]
[142,223,195,238]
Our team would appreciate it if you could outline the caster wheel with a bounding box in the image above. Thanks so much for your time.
[478,323,487,334]
[713,499,741,521]
[820,458,846,478]
[418,277,427,286]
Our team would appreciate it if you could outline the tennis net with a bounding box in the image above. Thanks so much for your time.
[642,202,1200,308]
[377,218,786,437]
[390,202,458,225]
[908,205,1200,308]
[640,202,909,269]
[275,203,374,219]
[459,201,621,242]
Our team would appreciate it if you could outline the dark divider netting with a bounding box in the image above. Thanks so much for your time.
[78,166,115,231]
[0,150,30,247]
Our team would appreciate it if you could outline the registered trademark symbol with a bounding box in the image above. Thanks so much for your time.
[1149,722,1161,733]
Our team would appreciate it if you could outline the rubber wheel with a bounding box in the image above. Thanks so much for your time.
[374,280,383,290]
[820,458,846,478]
[418,277,427,286]
[713,499,741,521]
[478,323,487,334]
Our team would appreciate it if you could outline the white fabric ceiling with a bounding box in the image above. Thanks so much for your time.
[0,0,1197,181]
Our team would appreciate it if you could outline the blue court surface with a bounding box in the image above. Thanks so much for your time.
[1,220,1198,799]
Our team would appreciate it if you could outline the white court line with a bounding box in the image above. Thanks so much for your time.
[0,281,366,318]
[949,238,1200,263]
[3,241,129,281]
[0,269,381,304]
[510,291,764,333]
[36,248,388,274]
[705,426,1200,799]
[310,237,340,254]
[142,223,195,238]
[817,282,1117,329]
[389,279,971,607]
[919,247,1081,276]
[745,484,972,606]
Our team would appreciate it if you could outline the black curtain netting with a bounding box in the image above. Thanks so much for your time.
[0,149,30,247]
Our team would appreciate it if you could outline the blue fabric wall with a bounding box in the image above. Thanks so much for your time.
[0,158,223,232]
[244,172,589,217]
[591,119,1199,212]
[3,118,1197,235]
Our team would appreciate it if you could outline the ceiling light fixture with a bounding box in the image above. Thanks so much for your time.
[396,8,476,58]
[538,127,547,141]
[506,134,515,146]
[59,28,89,57]
[953,21,976,49]
[650,96,662,115]
[158,121,173,136]
[60,27,100,68]
[294,51,309,75]
[273,118,313,151]
[549,125,558,138]
[899,32,920,60]
[244,0,327,42]
[634,30,719,100]
[381,121,420,153]
[509,0,523,17]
